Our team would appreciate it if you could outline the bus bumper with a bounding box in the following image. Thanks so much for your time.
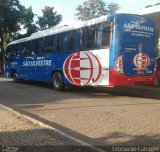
[109,69,154,86]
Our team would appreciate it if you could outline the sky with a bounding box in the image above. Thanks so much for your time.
[19,0,160,25]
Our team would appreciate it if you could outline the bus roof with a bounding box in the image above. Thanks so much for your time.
[8,13,153,46]
[8,14,113,46]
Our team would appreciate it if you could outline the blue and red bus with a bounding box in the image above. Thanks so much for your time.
[5,13,156,90]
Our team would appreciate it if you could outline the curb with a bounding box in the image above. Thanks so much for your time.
[0,104,105,152]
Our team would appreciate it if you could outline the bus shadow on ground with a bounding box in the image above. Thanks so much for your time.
[0,79,160,101]
[66,85,160,100]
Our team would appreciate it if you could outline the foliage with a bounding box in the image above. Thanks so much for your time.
[75,0,119,21]
[37,6,62,30]
[0,0,38,72]
[107,2,119,14]
[0,0,22,42]
[0,1,62,73]
[17,6,38,39]
[0,0,23,73]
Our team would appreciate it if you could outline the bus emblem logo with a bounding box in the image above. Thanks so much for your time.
[133,53,150,69]
[63,52,102,86]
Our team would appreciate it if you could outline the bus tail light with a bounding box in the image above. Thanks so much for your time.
[115,55,123,73]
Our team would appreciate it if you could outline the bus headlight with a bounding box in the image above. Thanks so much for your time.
[115,55,123,73]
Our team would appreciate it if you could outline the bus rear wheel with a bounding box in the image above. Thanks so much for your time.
[52,72,65,91]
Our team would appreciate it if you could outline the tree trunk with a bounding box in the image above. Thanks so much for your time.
[0,54,2,74]
[0,40,5,75]
[0,54,5,75]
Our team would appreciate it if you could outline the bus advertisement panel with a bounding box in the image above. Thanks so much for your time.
[5,13,156,90]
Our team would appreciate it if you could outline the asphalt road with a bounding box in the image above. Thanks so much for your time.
[0,78,160,150]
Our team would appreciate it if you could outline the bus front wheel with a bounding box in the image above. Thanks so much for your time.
[52,72,65,91]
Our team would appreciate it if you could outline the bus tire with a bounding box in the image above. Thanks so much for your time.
[52,72,65,91]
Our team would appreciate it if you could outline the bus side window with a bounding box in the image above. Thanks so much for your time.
[19,43,27,57]
[34,39,39,55]
[81,27,87,51]
[11,46,17,58]
[43,36,54,54]
[30,41,36,56]
[11,45,16,56]
[32,40,36,55]
[48,36,54,53]
[86,26,96,50]
[42,38,47,54]
[68,31,79,52]
[16,43,21,57]
[62,32,68,52]
[53,34,61,52]
[36,38,44,55]
[24,41,32,56]
[95,24,103,49]
[53,35,57,52]
[102,23,111,48]
[81,26,96,51]
[74,30,81,51]
[12,44,18,57]
[68,31,74,51]
[5,46,12,61]
[21,43,25,56]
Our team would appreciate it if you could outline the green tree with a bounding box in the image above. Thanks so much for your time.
[37,6,62,30]
[107,2,119,14]
[0,0,38,73]
[75,0,119,21]
[17,6,38,39]
[0,0,23,73]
